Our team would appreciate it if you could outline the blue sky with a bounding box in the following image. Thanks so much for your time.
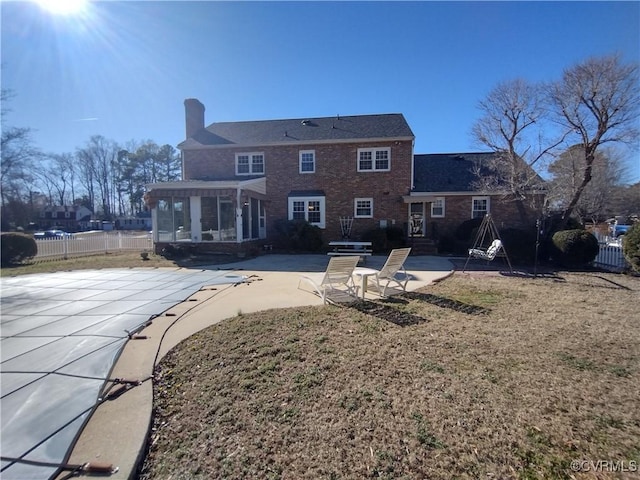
[2,1,639,181]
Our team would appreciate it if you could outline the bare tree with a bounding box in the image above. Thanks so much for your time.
[1,90,40,207]
[471,79,564,224]
[76,135,119,218]
[76,148,96,214]
[548,54,640,226]
[36,153,77,206]
[548,145,626,223]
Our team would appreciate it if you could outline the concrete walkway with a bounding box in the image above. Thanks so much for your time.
[3,254,453,479]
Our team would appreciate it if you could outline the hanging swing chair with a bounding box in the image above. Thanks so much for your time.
[469,238,503,261]
[463,214,513,272]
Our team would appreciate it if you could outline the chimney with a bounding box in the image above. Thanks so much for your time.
[184,98,205,139]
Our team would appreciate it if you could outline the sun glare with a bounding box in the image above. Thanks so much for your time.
[35,0,88,16]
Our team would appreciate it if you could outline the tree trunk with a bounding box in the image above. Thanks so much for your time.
[559,148,595,229]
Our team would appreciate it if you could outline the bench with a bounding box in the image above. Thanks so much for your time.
[327,241,372,263]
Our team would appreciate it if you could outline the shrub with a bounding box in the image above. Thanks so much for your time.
[499,228,538,265]
[272,219,324,252]
[543,214,583,236]
[454,217,483,243]
[362,227,406,253]
[160,243,190,259]
[1,232,38,266]
[622,223,640,273]
[550,229,599,268]
[361,228,387,252]
[436,234,457,254]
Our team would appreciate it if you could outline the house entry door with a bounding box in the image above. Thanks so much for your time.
[410,202,424,237]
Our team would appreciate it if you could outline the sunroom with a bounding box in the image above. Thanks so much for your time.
[144,178,267,249]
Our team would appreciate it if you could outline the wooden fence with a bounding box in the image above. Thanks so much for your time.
[34,232,152,261]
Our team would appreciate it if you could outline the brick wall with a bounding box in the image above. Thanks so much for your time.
[183,140,413,242]
[426,195,543,238]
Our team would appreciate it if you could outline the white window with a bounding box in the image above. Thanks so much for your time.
[288,196,325,228]
[236,152,264,175]
[472,196,490,218]
[354,198,373,218]
[299,150,315,173]
[431,197,445,218]
[357,147,391,172]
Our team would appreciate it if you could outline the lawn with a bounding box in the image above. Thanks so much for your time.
[137,270,640,480]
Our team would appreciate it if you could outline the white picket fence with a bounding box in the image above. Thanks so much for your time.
[34,231,152,261]
[592,232,627,271]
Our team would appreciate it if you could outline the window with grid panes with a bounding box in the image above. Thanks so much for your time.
[236,153,264,175]
[354,198,373,218]
[292,201,306,220]
[472,196,489,218]
[357,147,390,171]
[288,196,325,228]
[431,197,445,217]
[299,150,315,173]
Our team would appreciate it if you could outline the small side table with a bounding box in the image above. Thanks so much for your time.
[353,267,378,299]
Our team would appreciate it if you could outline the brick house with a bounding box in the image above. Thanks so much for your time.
[145,100,544,254]
[145,99,415,254]
[407,153,545,241]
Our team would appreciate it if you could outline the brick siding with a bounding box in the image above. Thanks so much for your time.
[425,194,543,238]
[183,140,413,243]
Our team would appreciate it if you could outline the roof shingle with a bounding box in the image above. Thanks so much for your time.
[182,114,414,147]
[413,152,500,192]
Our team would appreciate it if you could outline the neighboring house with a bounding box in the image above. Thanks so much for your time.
[145,99,415,253]
[144,100,545,254]
[115,211,152,231]
[407,153,545,239]
[39,205,93,231]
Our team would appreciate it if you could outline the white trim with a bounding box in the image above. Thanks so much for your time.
[357,147,391,172]
[299,150,316,174]
[471,196,490,218]
[407,191,509,197]
[147,177,266,195]
[179,136,415,150]
[288,195,326,228]
[354,198,373,218]
[431,197,445,218]
[235,152,264,175]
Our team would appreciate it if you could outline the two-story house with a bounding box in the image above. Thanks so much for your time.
[145,99,546,255]
[145,99,415,254]
[39,205,93,231]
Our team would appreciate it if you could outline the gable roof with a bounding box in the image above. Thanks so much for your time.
[180,113,414,148]
[413,152,505,193]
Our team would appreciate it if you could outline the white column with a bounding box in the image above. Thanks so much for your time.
[151,207,158,243]
[236,188,243,242]
[190,196,201,242]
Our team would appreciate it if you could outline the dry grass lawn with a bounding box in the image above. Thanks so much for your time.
[138,271,639,480]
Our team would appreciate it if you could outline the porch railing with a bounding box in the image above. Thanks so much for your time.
[34,231,152,262]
